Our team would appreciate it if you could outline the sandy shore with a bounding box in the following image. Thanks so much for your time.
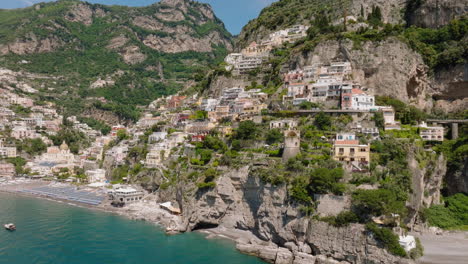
[416,232,468,264]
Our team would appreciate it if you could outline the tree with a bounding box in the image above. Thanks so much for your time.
[191,110,208,120]
[235,120,258,140]
[309,167,345,195]
[352,189,407,219]
[373,111,385,130]
[368,6,383,27]
[299,101,319,110]
[266,129,284,145]
[202,136,227,152]
[117,129,129,141]
[314,112,332,131]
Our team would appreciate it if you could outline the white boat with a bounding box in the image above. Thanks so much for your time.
[4,223,16,231]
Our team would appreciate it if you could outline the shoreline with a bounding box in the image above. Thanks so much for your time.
[0,180,250,244]
[3,180,468,264]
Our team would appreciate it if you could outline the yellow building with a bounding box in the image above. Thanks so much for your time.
[333,140,370,163]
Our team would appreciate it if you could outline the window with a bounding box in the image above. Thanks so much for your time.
[339,148,344,153]
[361,158,366,162]
[360,148,366,152]
[339,158,344,161]
[350,148,355,153]
[350,158,355,161]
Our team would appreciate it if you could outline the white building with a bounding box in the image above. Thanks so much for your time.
[419,122,444,141]
[145,143,170,168]
[85,169,107,183]
[201,98,219,112]
[270,120,298,130]
[109,187,144,206]
[399,235,416,252]
[11,126,38,139]
[149,132,168,143]
[0,143,17,158]
[351,93,375,110]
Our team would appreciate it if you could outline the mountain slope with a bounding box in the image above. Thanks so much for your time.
[0,0,232,121]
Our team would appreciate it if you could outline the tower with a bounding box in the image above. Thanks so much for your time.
[282,130,300,162]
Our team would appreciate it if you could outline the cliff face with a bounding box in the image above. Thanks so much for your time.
[174,166,413,264]
[236,0,407,48]
[407,0,468,28]
[289,38,434,110]
[407,151,446,227]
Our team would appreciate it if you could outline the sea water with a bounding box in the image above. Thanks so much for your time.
[0,193,265,264]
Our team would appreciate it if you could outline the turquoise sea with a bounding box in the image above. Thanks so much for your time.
[0,193,265,264]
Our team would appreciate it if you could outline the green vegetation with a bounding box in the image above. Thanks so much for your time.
[401,17,468,70]
[234,121,259,140]
[424,193,468,230]
[196,168,218,189]
[314,112,332,131]
[366,223,407,257]
[49,128,89,154]
[16,138,47,155]
[353,189,407,221]
[376,96,426,125]
[319,211,359,227]
[0,0,231,121]
[6,157,27,174]
[309,167,345,195]
[78,117,111,135]
[116,129,129,141]
[265,129,284,145]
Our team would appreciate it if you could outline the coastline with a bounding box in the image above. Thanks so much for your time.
[0,180,253,245]
[4,180,468,264]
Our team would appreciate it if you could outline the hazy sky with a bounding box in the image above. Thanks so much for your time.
[0,0,278,34]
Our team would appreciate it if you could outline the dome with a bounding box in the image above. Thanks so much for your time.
[60,141,69,151]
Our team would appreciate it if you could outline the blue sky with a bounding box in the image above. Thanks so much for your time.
[1,0,278,34]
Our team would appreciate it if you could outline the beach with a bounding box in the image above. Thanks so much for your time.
[2,179,467,264]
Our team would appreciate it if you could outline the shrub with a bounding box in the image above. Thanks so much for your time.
[234,120,258,140]
[309,167,345,195]
[366,223,406,257]
[266,128,284,145]
[321,211,359,227]
[352,189,407,220]
[314,112,332,131]
[290,176,311,203]
[409,237,424,260]
[424,193,468,229]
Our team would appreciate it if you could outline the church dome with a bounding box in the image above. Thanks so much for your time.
[60,141,69,151]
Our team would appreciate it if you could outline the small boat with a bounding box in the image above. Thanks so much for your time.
[4,223,16,231]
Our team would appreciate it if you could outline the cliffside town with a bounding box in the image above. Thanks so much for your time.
[0,0,467,264]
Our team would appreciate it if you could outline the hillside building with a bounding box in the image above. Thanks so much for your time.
[419,122,444,141]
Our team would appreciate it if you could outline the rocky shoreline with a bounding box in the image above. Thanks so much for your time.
[2,180,467,264]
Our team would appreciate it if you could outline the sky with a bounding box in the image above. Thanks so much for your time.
[0,0,278,34]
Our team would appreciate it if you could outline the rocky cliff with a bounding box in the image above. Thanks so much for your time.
[288,38,434,110]
[148,165,416,264]
[407,0,468,28]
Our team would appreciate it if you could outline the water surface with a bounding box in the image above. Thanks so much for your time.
[0,193,265,264]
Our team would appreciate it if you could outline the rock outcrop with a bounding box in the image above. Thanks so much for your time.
[407,0,468,28]
[289,38,433,110]
[407,150,446,227]
[174,166,413,264]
